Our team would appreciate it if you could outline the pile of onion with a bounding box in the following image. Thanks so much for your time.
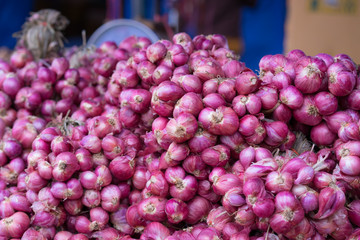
[0,30,360,240]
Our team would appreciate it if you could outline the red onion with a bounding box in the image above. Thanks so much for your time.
[166,113,198,143]
[324,111,353,133]
[164,166,185,185]
[294,56,326,93]
[110,205,133,234]
[264,121,289,146]
[170,174,198,201]
[141,222,170,240]
[347,89,360,110]
[238,115,266,144]
[279,85,304,109]
[159,142,189,169]
[193,57,224,81]
[339,155,360,176]
[182,155,208,180]
[294,166,315,185]
[314,91,338,115]
[146,171,169,197]
[293,95,322,126]
[165,198,188,224]
[51,136,73,156]
[255,86,278,110]
[232,94,262,117]
[0,212,30,238]
[348,200,360,227]
[137,196,167,222]
[52,152,79,182]
[0,198,14,218]
[206,206,232,232]
[173,92,203,118]
[270,191,305,234]
[234,205,256,226]
[335,141,360,159]
[292,185,319,213]
[235,71,260,95]
[271,71,291,90]
[12,118,39,148]
[221,187,245,213]
[100,185,121,212]
[25,171,48,192]
[172,32,194,54]
[136,60,156,85]
[313,185,345,219]
[146,42,167,63]
[327,62,356,96]
[310,122,336,146]
[82,189,101,208]
[213,173,242,195]
[209,167,226,183]
[203,93,226,109]
[109,155,135,181]
[198,106,239,136]
[220,132,248,158]
[2,73,23,98]
[188,127,217,153]
[132,166,149,190]
[201,144,230,167]
[222,60,246,78]
[64,199,82,215]
[265,171,293,193]
[174,74,202,94]
[218,78,237,102]
[315,53,334,67]
[185,196,211,225]
[75,148,93,171]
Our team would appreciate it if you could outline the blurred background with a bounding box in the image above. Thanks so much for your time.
[0,0,359,70]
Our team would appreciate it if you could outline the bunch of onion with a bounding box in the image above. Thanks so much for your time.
[1,29,360,240]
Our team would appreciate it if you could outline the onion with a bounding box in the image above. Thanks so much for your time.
[201,144,230,167]
[234,205,256,226]
[293,95,322,126]
[165,198,188,224]
[235,71,260,95]
[141,222,170,240]
[264,121,289,146]
[314,91,338,115]
[109,155,135,181]
[0,212,30,238]
[146,171,169,198]
[294,56,326,93]
[327,62,356,96]
[137,196,167,222]
[339,155,360,176]
[213,173,242,195]
[166,113,198,143]
[185,196,211,225]
[348,200,360,227]
[265,171,293,193]
[232,94,262,117]
[270,191,305,234]
[255,86,278,110]
[238,115,266,144]
[222,187,245,213]
[188,127,217,153]
[310,122,336,146]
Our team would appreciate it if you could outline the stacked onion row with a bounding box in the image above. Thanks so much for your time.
[0,31,360,240]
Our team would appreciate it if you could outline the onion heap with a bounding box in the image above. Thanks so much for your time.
[0,31,359,240]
